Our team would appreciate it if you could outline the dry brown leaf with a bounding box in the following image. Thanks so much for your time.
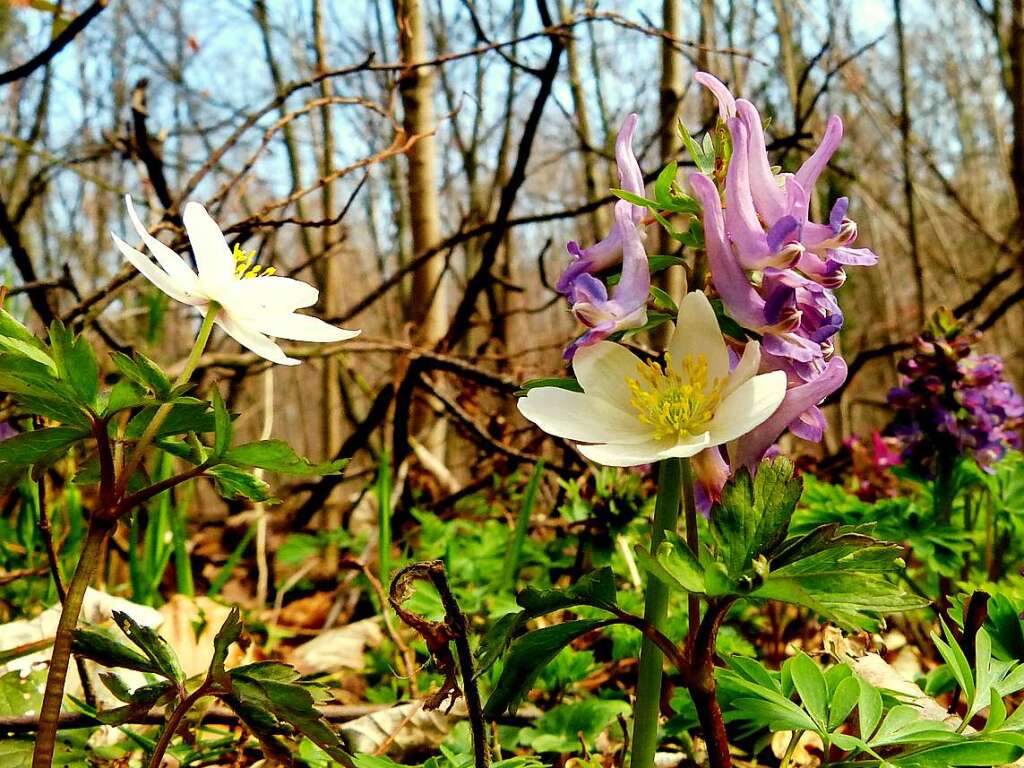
[289,617,384,675]
[158,595,246,678]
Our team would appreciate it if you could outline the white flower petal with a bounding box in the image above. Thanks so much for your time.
[229,275,319,311]
[706,370,786,445]
[183,201,235,288]
[660,431,713,458]
[112,233,200,307]
[244,311,360,342]
[668,291,729,383]
[572,341,643,405]
[577,438,677,467]
[577,432,710,466]
[215,313,300,366]
[723,340,762,398]
[124,196,199,291]
[518,387,651,445]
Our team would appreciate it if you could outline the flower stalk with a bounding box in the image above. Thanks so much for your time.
[33,309,220,768]
[631,458,682,768]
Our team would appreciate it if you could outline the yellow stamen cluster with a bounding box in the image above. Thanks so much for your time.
[233,243,276,279]
[627,353,724,440]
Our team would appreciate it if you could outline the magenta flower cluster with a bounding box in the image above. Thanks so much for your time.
[887,316,1024,475]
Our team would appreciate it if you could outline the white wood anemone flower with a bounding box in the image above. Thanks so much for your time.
[112,195,359,365]
[518,291,787,466]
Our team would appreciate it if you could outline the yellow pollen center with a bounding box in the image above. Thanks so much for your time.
[233,243,276,279]
[626,353,724,440]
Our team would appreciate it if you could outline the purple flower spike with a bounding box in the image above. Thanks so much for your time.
[563,200,650,358]
[688,172,767,329]
[556,114,644,296]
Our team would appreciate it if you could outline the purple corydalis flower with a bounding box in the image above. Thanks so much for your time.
[731,356,849,468]
[557,113,644,296]
[0,422,16,441]
[563,200,650,359]
[697,73,879,279]
[887,316,1024,474]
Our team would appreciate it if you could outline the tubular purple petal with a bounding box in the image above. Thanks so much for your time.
[695,71,737,119]
[689,172,767,328]
[731,356,848,468]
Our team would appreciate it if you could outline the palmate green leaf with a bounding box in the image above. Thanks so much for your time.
[101,378,150,418]
[110,350,172,400]
[518,699,631,753]
[892,739,1024,767]
[125,401,214,439]
[227,661,351,765]
[0,355,89,426]
[0,426,88,471]
[220,439,346,476]
[484,619,607,717]
[93,680,175,726]
[748,520,928,631]
[829,674,861,731]
[47,320,99,408]
[711,458,803,580]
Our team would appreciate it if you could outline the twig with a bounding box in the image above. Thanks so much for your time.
[0,1,110,86]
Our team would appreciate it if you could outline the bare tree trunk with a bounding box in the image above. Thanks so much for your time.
[894,0,926,322]
[655,0,685,344]
[697,0,717,119]
[313,0,345,570]
[1009,0,1024,239]
[393,0,446,346]
[774,0,800,129]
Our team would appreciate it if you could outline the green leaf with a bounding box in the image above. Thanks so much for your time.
[711,458,803,581]
[48,321,99,407]
[0,426,88,471]
[478,569,618,675]
[654,162,678,206]
[829,674,861,731]
[111,610,184,683]
[484,619,606,716]
[210,607,244,684]
[634,534,705,594]
[517,567,618,615]
[228,662,351,765]
[857,675,884,739]
[71,628,161,675]
[518,699,631,753]
[0,355,86,424]
[211,386,232,457]
[110,351,172,400]
[752,523,928,631]
[789,653,828,727]
[515,377,583,396]
[220,439,347,476]
[125,401,214,440]
[208,465,274,502]
[649,286,678,313]
[102,379,150,418]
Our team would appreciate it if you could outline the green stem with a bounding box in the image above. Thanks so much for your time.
[32,520,110,768]
[630,458,682,768]
[116,307,219,498]
[681,458,699,637]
